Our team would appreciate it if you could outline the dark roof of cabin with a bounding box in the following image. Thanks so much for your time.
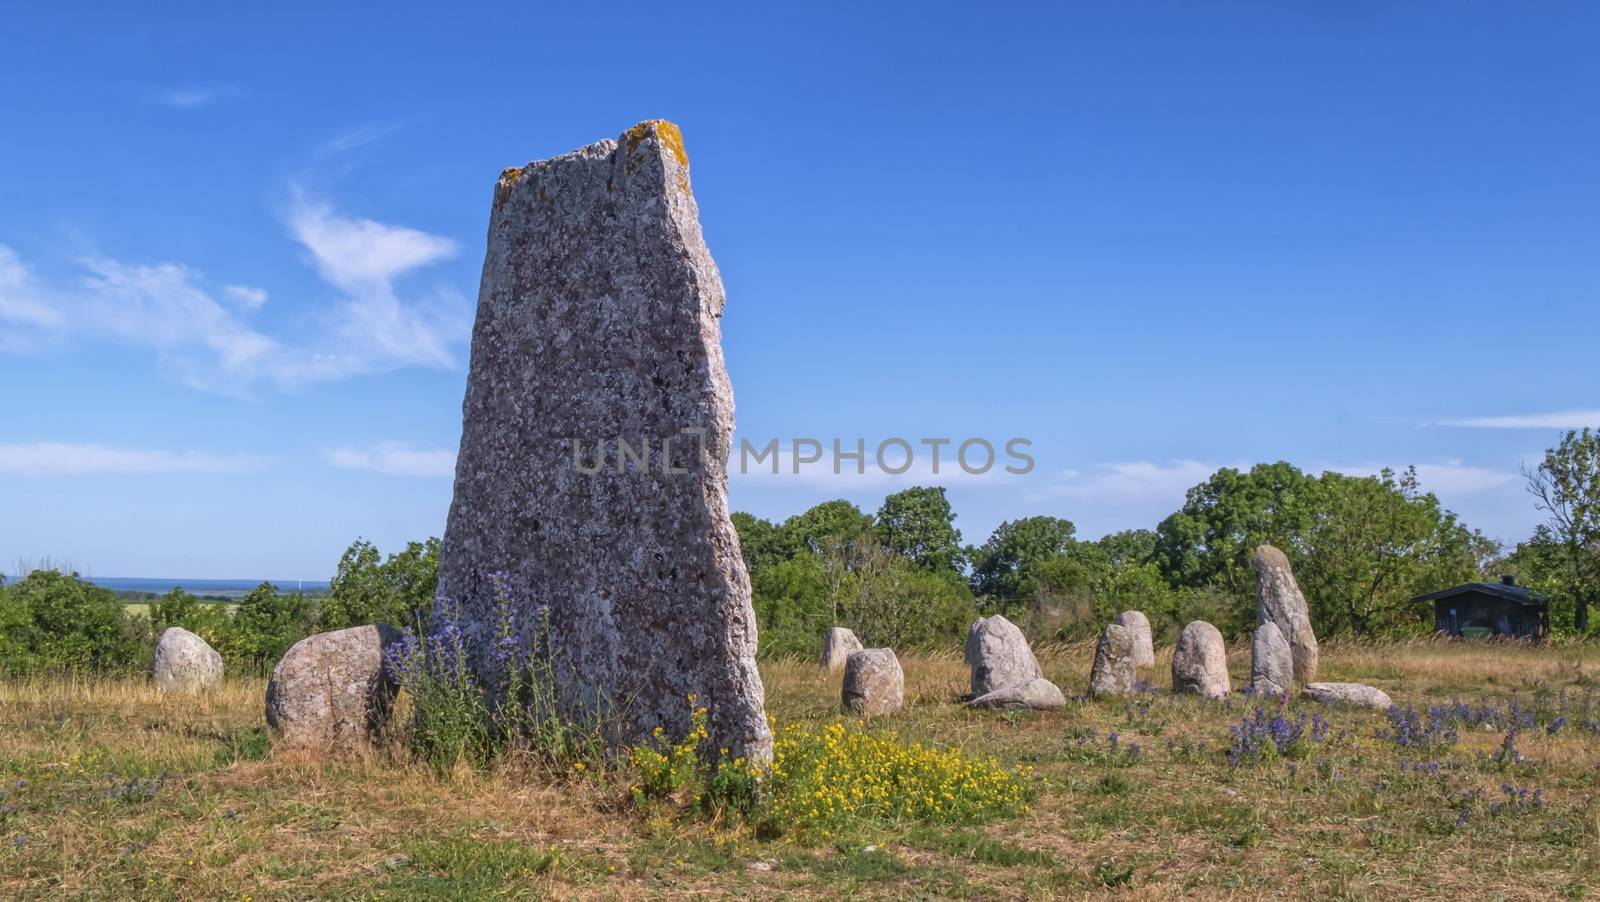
[1411,581,1548,608]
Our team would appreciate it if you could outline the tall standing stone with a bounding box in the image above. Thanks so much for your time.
[1112,610,1155,668]
[437,121,770,762]
[1249,621,1293,697]
[964,615,1044,697]
[1088,622,1138,698]
[1171,620,1230,699]
[1252,544,1319,683]
[820,627,863,671]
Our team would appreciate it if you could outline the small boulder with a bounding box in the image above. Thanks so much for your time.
[964,614,1043,697]
[266,624,401,749]
[819,627,863,671]
[1250,622,1293,697]
[1112,610,1155,668]
[1089,623,1138,698]
[842,648,904,716]
[1252,544,1319,683]
[969,677,1065,710]
[151,627,223,693]
[1302,682,1393,711]
[1171,621,1230,699]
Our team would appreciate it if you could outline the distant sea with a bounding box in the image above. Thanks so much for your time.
[88,577,331,597]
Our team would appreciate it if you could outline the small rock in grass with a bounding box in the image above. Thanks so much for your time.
[151,627,223,693]
[1302,682,1393,710]
[819,627,863,671]
[964,614,1043,697]
[1249,621,1293,697]
[968,677,1066,710]
[1089,623,1139,698]
[842,648,904,716]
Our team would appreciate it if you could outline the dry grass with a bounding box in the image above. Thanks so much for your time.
[2,640,1598,899]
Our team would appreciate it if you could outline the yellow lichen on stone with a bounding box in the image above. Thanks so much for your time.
[499,166,526,188]
[623,119,690,168]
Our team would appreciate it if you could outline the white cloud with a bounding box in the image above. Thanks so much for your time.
[80,257,280,389]
[147,86,239,109]
[325,442,457,477]
[0,195,467,392]
[0,245,66,331]
[1039,459,1229,502]
[1437,410,1600,430]
[321,120,411,155]
[0,442,265,476]
[223,284,268,309]
[287,192,463,371]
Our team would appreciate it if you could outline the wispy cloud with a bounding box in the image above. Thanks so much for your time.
[1037,459,1230,502]
[223,284,268,309]
[0,245,67,332]
[325,442,457,477]
[321,120,412,155]
[0,195,467,393]
[0,442,265,476]
[1436,410,1600,430]
[287,190,464,371]
[146,85,239,109]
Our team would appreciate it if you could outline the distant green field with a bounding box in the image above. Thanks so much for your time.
[123,602,237,618]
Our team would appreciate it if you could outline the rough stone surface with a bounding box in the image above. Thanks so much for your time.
[1089,623,1139,698]
[842,648,904,716]
[436,121,770,762]
[1303,682,1394,710]
[1171,621,1231,699]
[1250,621,1293,697]
[266,625,400,749]
[151,627,222,693]
[819,627,863,671]
[1252,544,1319,684]
[1113,610,1156,668]
[969,677,1065,710]
[964,615,1043,697]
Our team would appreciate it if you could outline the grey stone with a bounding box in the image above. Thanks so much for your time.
[1112,610,1155,668]
[266,624,400,750]
[1302,682,1393,710]
[1250,621,1293,698]
[842,648,904,716]
[436,121,770,762]
[964,614,1043,697]
[1171,621,1230,699]
[969,677,1065,710]
[1089,623,1138,698]
[151,627,222,693]
[1252,544,1319,684]
[819,627,863,671]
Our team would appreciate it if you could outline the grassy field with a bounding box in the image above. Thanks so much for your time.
[2,639,1597,899]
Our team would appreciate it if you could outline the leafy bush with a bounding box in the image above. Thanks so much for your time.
[0,570,146,675]
[211,583,317,676]
[320,538,440,633]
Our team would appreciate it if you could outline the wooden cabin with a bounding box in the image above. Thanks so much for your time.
[1412,576,1548,639]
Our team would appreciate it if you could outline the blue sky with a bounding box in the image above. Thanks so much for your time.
[2,2,1597,579]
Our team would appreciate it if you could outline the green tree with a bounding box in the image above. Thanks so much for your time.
[215,582,316,675]
[152,587,227,641]
[749,554,833,658]
[970,516,1077,600]
[1154,462,1319,596]
[780,500,874,558]
[731,512,787,578]
[0,570,145,674]
[874,487,966,575]
[320,538,441,632]
[1524,428,1600,633]
[1297,467,1490,635]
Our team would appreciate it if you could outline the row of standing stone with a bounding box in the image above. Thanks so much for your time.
[825,543,1393,716]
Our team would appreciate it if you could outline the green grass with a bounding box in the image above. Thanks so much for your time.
[1,639,1598,898]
